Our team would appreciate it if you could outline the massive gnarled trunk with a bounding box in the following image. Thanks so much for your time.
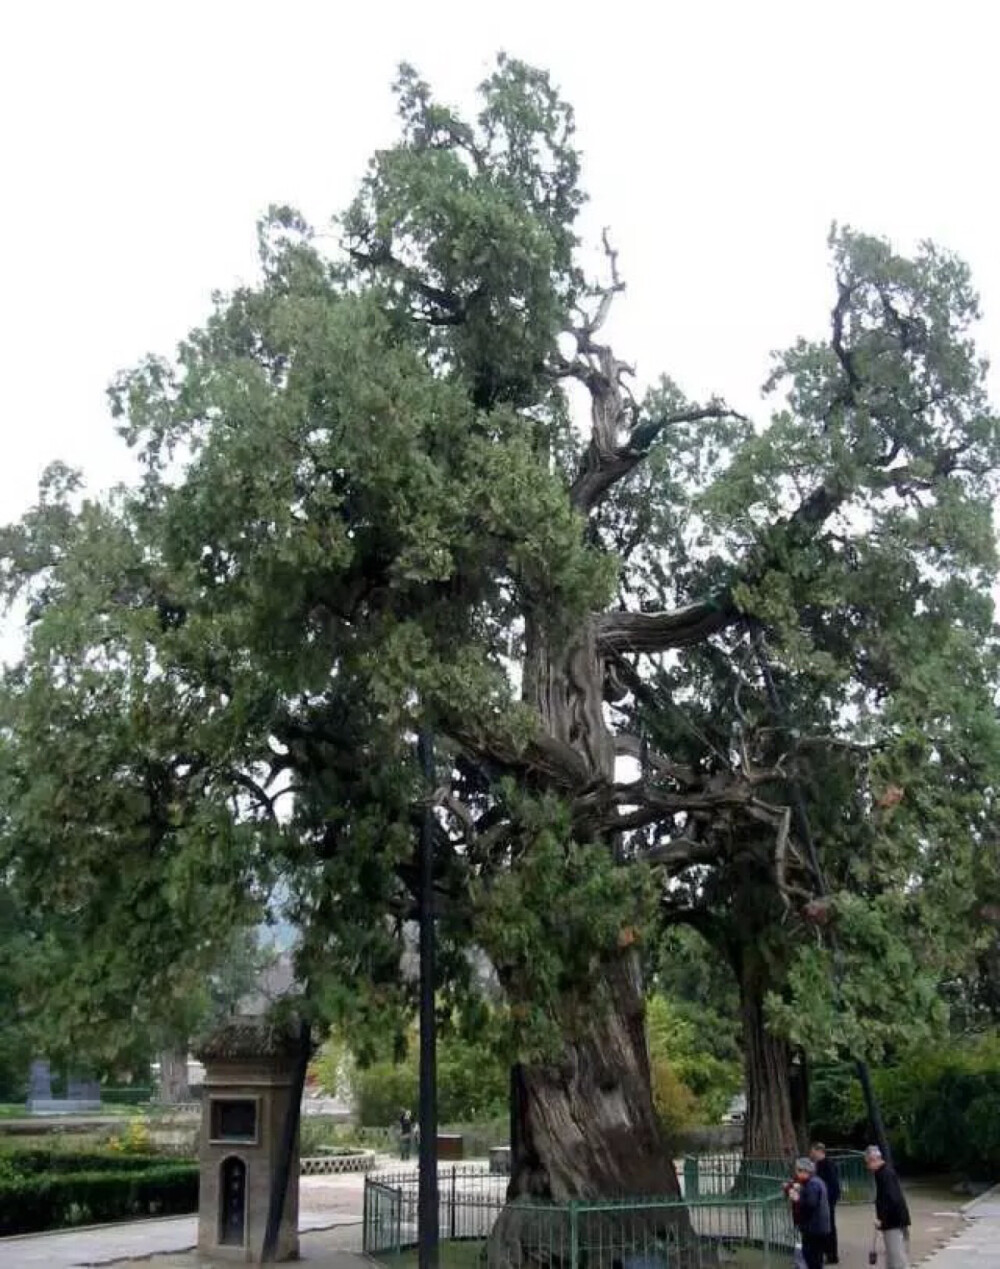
[508,955,679,1201]
[491,956,684,1269]
[507,620,679,1199]
[735,950,797,1160]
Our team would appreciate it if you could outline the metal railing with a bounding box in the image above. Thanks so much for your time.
[364,1164,797,1267]
[681,1149,872,1205]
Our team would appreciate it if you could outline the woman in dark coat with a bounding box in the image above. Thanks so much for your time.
[785,1157,831,1269]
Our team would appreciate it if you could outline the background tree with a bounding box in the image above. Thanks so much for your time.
[154,928,278,1102]
[2,59,999,1218]
[609,231,1000,1153]
[0,884,37,1099]
[645,993,741,1132]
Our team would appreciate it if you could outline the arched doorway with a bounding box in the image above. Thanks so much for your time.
[219,1155,247,1246]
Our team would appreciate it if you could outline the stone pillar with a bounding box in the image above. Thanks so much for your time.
[26,1059,52,1111]
[195,1018,305,1263]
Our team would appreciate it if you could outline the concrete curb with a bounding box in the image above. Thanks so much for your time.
[961,1181,1000,1217]
[911,1182,1000,1266]
[0,1214,193,1245]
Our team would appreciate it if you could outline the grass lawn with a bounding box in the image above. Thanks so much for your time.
[381,1244,486,1269]
[0,1102,139,1118]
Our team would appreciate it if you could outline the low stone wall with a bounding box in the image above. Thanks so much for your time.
[300,1150,377,1175]
[27,1098,102,1114]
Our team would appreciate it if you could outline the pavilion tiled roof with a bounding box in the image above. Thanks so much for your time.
[194,1015,306,1061]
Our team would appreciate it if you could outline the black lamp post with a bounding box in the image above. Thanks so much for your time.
[417,727,439,1269]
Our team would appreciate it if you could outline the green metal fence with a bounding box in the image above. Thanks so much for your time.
[364,1165,797,1267]
[681,1150,872,1206]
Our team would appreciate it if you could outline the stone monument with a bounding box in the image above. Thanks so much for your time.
[27,1059,52,1110]
[26,1059,102,1114]
[195,1017,307,1263]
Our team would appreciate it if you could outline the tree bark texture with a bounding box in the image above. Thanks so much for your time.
[513,618,677,1195]
[486,623,683,1263]
[509,955,678,1202]
[157,1048,190,1103]
[736,955,797,1160]
[491,957,686,1268]
[521,619,615,785]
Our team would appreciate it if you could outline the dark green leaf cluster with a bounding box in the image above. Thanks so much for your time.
[2,58,1000,1083]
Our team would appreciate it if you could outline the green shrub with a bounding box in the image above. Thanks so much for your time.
[356,1061,418,1127]
[965,1091,1000,1175]
[0,1148,179,1174]
[354,1039,507,1127]
[298,1116,372,1156]
[101,1087,154,1106]
[0,1163,198,1235]
[646,995,741,1127]
[107,1119,155,1154]
[810,1035,1000,1179]
[651,1059,699,1139]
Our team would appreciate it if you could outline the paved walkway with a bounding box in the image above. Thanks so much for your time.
[0,1174,367,1267]
[919,1185,1000,1266]
[4,1166,998,1268]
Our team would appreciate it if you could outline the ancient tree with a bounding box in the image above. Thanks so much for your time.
[3,59,1000,1201]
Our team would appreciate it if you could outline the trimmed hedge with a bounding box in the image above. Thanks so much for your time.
[2,1149,176,1174]
[0,1161,198,1235]
[101,1086,154,1106]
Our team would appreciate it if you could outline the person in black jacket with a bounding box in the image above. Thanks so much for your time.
[864,1146,911,1269]
[810,1143,841,1264]
[786,1158,831,1269]
[399,1108,414,1161]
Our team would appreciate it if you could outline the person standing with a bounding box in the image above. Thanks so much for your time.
[864,1145,911,1269]
[785,1157,831,1269]
[810,1142,841,1264]
[399,1108,414,1162]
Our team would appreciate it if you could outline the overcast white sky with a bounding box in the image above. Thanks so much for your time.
[2,0,999,525]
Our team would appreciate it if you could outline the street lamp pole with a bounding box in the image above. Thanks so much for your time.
[417,727,439,1269]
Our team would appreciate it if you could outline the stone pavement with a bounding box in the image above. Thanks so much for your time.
[833,1178,965,1264]
[113,1231,366,1268]
[918,1185,1000,1266]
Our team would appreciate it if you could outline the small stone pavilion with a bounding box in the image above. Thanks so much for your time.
[195,1015,308,1263]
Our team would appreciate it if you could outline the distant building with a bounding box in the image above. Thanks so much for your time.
[721,1093,746,1124]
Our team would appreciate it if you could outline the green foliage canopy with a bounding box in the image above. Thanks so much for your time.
[1,58,999,1082]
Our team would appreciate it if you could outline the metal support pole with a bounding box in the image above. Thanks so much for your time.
[854,1056,893,1166]
[417,727,439,1269]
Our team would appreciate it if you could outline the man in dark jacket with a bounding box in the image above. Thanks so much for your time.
[865,1146,911,1269]
[399,1108,414,1161]
[787,1157,831,1269]
[810,1142,841,1264]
